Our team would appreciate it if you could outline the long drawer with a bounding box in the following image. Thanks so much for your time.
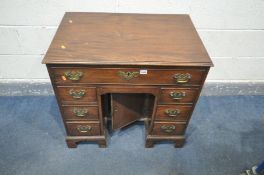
[50,67,206,86]
[61,105,99,121]
[155,105,192,121]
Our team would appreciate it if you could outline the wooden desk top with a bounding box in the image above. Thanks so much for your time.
[42,12,213,67]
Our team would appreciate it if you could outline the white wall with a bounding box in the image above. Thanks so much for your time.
[0,0,264,82]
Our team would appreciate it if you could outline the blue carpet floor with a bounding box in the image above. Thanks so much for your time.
[0,96,263,175]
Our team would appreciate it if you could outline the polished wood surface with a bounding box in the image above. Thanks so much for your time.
[43,12,213,67]
[43,12,213,148]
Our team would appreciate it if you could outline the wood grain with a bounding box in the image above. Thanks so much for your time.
[42,12,213,66]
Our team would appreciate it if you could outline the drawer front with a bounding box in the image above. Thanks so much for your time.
[159,88,199,104]
[155,105,192,121]
[62,105,99,121]
[66,122,101,136]
[56,86,97,104]
[50,67,206,86]
[151,122,186,135]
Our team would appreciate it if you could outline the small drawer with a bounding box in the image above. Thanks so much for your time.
[155,105,192,121]
[151,122,186,135]
[61,105,99,121]
[50,67,206,86]
[159,88,199,104]
[66,121,101,136]
[56,86,97,104]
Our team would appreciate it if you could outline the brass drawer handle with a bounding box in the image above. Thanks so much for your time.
[118,71,139,80]
[64,71,83,81]
[69,89,86,99]
[77,125,92,133]
[170,91,186,100]
[165,109,181,117]
[173,73,191,83]
[160,125,176,133]
[73,108,88,117]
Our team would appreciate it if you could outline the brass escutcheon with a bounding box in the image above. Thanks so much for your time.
[118,71,140,80]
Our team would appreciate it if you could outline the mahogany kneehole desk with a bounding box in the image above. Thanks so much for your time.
[42,12,213,148]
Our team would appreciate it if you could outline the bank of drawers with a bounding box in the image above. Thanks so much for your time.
[151,87,199,136]
[57,86,101,136]
[50,67,205,138]
[53,85,100,137]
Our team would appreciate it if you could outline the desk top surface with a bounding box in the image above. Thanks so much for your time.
[42,12,213,66]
